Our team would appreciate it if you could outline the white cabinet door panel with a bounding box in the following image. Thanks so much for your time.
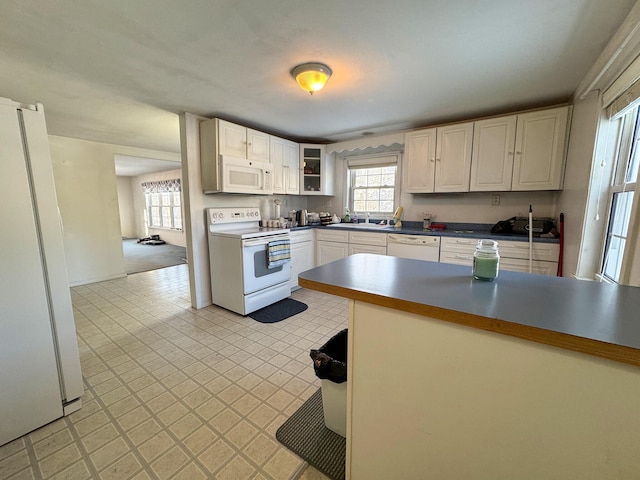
[470,116,516,191]
[512,107,569,191]
[349,244,387,255]
[403,128,436,193]
[435,122,474,192]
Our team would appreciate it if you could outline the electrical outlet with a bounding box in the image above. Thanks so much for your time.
[324,199,332,208]
[491,194,500,205]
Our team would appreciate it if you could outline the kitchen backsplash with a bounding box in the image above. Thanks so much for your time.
[200,181,559,226]
[307,190,559,225]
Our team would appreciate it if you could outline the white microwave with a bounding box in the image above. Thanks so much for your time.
[219,155,273,195]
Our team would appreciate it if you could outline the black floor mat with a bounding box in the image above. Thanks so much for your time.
[276,388,346,480]
[248,298,307,323]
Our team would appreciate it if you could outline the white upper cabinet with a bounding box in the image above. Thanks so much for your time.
[403,123,473,193]
[434,122,474,192]
[270,135,300,194]
[470,115,517,191]
[403,128,437,193]
[284,140,300,194]
[300,144,334,195]
[407,105,570,194]
[218,119,270,162]
[512,106,570,191]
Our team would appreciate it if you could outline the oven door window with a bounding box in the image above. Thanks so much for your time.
[254,250,283,277]
[242,238,290,294]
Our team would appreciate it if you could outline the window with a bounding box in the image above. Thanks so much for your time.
[601,106,639,283]
[142,179,182,230]
[346,154,399,217]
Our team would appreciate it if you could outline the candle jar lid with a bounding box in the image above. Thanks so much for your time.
[476,239,499,253]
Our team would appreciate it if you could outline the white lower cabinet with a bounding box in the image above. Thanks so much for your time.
[499,257,558,276]
[349,244,387,255]
[316,230,349,266]
[439,237,559,276]
[290,230,315,291]
[438,237,477,266]
[316,229,388,265]
[348,231,387,256]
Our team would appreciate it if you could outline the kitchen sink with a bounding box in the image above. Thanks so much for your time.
[327,223,389,229]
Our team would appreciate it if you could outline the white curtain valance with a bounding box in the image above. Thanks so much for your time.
[142,178,181,194]
[326,132,405,155]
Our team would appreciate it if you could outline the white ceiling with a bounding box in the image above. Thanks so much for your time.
[1,0,638,159]
[113,155,181,177]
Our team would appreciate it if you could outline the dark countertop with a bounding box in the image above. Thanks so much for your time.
[299,254,640,367]
[292,221,560,243]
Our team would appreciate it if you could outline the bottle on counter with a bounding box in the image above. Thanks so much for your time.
[473,239,500,281]
[344,208,350,223]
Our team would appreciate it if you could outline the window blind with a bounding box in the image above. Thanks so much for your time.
[346,154,399,168]
[604,54,640,119]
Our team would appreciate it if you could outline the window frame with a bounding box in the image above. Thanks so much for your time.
[600,106,639,283]
[344,153,401,218]
[143,179,183,231]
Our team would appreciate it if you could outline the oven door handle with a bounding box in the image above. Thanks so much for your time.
[243,235,290,247]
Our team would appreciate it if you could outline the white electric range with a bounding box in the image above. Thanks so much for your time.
[207,207,291,315]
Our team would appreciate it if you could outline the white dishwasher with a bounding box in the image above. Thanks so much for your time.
[387,234,440,261]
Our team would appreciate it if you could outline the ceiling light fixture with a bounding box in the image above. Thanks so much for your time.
[290,62,332,95]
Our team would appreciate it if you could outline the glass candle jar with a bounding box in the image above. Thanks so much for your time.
[473,239,500,281]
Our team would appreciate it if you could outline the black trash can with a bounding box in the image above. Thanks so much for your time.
[309,329,347,437]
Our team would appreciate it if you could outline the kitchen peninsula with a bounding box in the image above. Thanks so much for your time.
[299,254,640,480]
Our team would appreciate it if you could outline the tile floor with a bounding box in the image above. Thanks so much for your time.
[0,264,346,480]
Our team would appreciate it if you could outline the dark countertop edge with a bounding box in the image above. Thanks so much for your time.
[298,255,640,368]
[292,224,560,243]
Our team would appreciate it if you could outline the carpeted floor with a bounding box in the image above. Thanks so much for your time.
[122,238,187,274]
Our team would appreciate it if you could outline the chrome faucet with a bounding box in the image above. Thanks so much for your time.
[365,212,370,224]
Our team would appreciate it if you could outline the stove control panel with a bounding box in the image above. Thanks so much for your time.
[208,207,262,224]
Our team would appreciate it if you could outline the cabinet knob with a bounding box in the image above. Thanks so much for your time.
[430,158,435,163]
[508,151,514,156]
[516,151,521,155]
[436,158,441,162]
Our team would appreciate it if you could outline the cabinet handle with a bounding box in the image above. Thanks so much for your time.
[508,151,514,156]
[436,158,441,162]
[516,151,521,155]
[430,158,435,163]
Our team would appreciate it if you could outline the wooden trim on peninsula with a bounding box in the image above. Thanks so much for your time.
[299,276,640,368]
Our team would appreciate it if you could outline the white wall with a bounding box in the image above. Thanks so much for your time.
[116,176,136,238]
[130,168,186,247]
[49,135,180,286]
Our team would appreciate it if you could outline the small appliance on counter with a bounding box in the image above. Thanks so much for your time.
[296,209,308,226]
[320,212,333,226]
[490,216,558,237]
[307,212,321,225]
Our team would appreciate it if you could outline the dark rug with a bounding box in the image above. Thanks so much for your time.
[276,388,346,480]
[248,298,308,323]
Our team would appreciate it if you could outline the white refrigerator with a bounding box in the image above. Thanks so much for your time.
[0,97,83,446]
